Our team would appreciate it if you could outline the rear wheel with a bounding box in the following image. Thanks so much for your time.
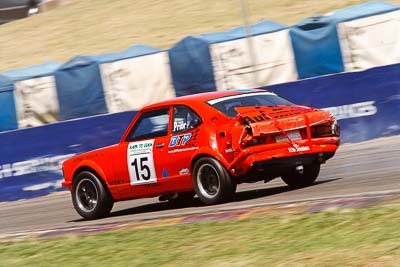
[72,171,114,220]
[193,157,235,205]
[281,163,320,188]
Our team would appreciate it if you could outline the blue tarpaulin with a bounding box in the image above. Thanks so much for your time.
[1,61,62,81]
[169,21,287,96]
[290,16,344,79]
[332,1,399,21]
[0,75,17,132]
[55,45,161,120]
[290,1,400,79]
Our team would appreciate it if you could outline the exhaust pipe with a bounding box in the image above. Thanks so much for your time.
[295,165,304,174]
[318,153,326,164]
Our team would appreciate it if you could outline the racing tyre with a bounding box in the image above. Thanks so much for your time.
[281,163,320,188]
[193,157,235,205]
[72,171,114,220]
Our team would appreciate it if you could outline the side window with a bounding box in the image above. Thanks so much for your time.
[172,106,202,134]
[126,108,170,141]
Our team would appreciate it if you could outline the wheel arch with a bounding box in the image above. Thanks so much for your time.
[190,148,231,175]
[191,153,228,174]
[72,164,113,200]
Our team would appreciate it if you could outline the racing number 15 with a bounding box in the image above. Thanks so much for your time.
[127,140,157,185]
[131,156,150,180]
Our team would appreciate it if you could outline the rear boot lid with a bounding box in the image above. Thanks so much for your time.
[235,106,331,136]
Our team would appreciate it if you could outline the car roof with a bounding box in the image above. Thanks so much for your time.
[143,89,267,110]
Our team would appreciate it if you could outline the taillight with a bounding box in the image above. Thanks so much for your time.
[240,127,254,147]
[245,136,267,147]
[311,120,340,138]
[240,127,271,148]
[331,120,340,136]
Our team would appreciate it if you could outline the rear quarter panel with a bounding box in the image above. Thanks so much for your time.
[187,104,235,171]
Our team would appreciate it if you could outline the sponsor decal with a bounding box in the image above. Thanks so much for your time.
[173,119,187,132]
[162,168,170,178]
[322,101,377,120]
[168,146,199,154]
[179,168,189,175]
[288,145,310,153]
[109,179,124,185]
[127,140,157,185]
[128,141,153,152]
[169,133,192,147]
[207,92,275,105]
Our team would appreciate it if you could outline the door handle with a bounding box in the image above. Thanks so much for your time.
[155,143,165,148]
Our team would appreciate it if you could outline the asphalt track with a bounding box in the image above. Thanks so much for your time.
[1,135,399,237]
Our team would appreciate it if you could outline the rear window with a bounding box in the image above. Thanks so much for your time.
[207,92,294,117]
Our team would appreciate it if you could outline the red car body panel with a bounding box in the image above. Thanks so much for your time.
[62,90,340,202]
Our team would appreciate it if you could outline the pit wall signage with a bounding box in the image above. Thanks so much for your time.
[263,62,400,143]
[322,101,377,120]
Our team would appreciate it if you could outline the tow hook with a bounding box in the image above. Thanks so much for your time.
[295,165,304,174]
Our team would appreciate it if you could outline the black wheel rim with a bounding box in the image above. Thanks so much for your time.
[75,178,98,213]
[197,163,220,198]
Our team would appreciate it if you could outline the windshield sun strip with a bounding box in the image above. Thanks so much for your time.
[207,92,276,105]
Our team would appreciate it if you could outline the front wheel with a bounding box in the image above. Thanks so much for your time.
[193,157,235,205]
[72,171,114,220]
[281,163,320,188]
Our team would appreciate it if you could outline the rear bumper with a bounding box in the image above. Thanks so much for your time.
[228,137,339,176]
[253,152,334,169]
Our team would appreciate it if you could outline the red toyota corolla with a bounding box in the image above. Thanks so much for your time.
[62,89,340,219]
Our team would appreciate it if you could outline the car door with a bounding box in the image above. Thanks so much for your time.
[165,105,203,179]
[112,107,172,199]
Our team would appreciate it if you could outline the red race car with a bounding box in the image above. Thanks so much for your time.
[62,89,340,219]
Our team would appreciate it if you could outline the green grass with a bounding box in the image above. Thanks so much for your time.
[1,204,400,266]
[1,0,400,72]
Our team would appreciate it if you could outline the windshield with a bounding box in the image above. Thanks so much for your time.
[207,92,295,118]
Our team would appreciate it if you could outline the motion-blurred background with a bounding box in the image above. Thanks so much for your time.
[1,2,400,266]
[1,0,399,71]
[0,0,399,201]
